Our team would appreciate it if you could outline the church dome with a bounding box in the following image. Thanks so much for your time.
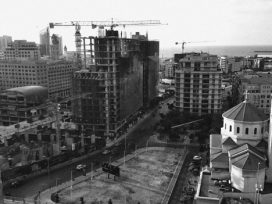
[222,100,268,122]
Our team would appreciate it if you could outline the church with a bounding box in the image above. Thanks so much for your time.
[210,94,272,192]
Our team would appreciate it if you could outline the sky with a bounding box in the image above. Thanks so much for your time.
[1,0,272,51]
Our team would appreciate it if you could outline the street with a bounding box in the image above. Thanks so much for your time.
[4,97,173,199]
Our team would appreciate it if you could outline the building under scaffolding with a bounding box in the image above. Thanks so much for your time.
[72,30,159,139]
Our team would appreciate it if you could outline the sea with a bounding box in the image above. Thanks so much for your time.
[160,45,272,58]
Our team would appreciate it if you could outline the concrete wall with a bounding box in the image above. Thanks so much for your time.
[231,165,244,191]
[221,117,267,147]
[243,168,265,193]
[119,52,143,120]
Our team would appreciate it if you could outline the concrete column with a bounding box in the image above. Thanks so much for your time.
[37,132,42,141]
[0,171,4,204]
[24,134,29,143]
[50,134,55,143]
[4,137,8,147]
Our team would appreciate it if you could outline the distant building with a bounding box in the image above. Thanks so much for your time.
[40,28,50,56]
[50,34,63,60]
[0,51,4,60]
[0,86,48,126]
[219,56,228,73]
[228,57,244,72]
[4,40,40,61]
[40,28,63,59]
[0,60,75,99]
[220,56,245,73]
[239,72,272,114]
[0,35,12,51]
[175,52,222,115]
[160,58,175,79]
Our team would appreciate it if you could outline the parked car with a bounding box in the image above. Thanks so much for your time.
[219,186,231,192]
[192,168,200,176]
[76,164,87,170]
[193,155,202,161]
[102,149,111,155]
[10,180,21,188]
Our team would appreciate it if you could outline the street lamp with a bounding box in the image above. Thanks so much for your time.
[254,162,262,204]
[146,139,149,152]
[70,169,75,199]
[255,184,263,204]
[56,178,61,187]
[42,156,50,176]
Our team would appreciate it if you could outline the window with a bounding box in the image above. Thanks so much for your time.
[229,125,232,132]
[261,127,264,134]
[254,128,257,135]
[237,127,240,134]
[245,128,249,134]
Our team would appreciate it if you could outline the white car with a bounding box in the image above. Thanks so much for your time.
[102,149,111,155]
[193,155,202,161]
[76,164,86,170]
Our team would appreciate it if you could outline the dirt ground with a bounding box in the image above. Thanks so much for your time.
[58,149,183,204]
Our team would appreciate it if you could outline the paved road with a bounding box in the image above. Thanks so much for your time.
[4,97,173,199]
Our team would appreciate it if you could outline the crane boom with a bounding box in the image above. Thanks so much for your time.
[175,41,215,53]
[49,20,164,29]
[49,19,165,69]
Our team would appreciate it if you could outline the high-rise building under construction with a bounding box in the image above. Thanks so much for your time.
[72,30,159,138]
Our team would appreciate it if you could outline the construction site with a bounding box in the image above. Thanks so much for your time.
[55,148,183,204]
[50,20,161,140]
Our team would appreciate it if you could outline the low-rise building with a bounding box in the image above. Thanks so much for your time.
[0,86,48,126]
[210,97,268,193]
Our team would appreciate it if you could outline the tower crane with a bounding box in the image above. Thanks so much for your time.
[49,20,165,69]
[175,41,214,53]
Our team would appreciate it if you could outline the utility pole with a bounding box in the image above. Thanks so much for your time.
[70,170,73,199]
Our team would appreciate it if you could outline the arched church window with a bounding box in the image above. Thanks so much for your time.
[254,128,257,135]
[229,125,232,132]
[245,128,249,134]
[237,127,240,134]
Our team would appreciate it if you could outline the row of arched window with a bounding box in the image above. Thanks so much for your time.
[225,123,264,135]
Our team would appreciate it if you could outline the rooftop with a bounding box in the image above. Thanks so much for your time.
[231,152,266,170]
[222,137,237,147]
[211,153,229,163]
[241,74,272,85]
[229,143,266,161]
[222,100,268,122]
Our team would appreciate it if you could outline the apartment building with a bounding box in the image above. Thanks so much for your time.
[0,60,75,99]
[4,40,40,61]
[175,52,222,115]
